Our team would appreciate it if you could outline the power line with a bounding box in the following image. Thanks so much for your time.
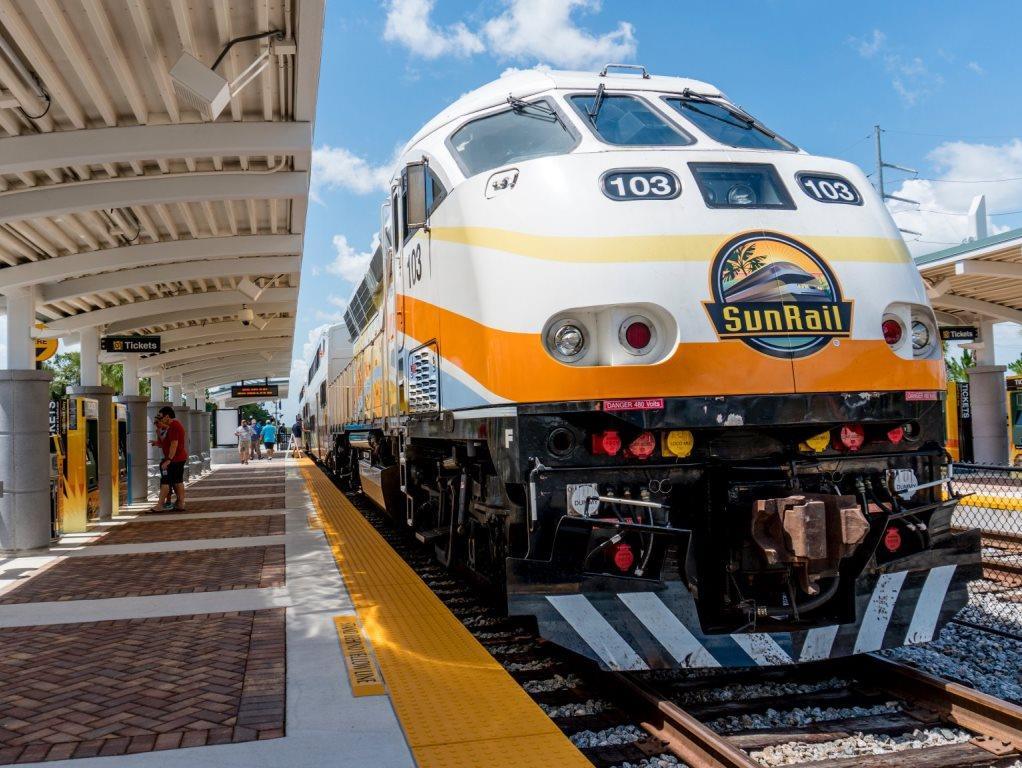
[905,206,1022,217]
[916,175,1022,184]
[883,128,1022,140]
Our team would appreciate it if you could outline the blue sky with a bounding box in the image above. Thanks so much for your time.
[288,0,1022,412]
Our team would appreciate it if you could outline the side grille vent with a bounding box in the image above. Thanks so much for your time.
[407,343,439,413]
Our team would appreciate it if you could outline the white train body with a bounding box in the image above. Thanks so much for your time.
[307,67,978,671]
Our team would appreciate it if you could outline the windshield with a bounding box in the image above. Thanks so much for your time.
[570,93,693,146]
[449,99,577,177]
[664,97,795,151]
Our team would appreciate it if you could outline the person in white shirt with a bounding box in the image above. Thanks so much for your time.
[235,419,252,464]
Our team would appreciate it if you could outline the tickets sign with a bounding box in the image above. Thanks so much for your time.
[101,335,160,353]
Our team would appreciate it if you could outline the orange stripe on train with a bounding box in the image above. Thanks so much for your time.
[398,295,943,403]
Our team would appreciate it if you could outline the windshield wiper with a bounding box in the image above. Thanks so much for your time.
[587,83,606,122]
[679,88,778,139]
[507,95,561,125]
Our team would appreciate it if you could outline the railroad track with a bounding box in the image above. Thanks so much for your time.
[326,466,1022,768]
[620,655,1022,767]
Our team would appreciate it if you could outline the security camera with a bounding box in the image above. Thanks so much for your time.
[239,306,255,326]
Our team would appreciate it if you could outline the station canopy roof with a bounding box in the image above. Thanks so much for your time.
[0,0,323,391]
[916,227,1022,326]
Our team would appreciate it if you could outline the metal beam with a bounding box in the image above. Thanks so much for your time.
[156,349,290,378]
[0,173,308,225]
[139,338,292,372]
[40,288,297,334]
[931,293,1022,325]
[153,319,295,349]
[0,122,312,176]
[101,302,294,336]
[0,235,300,293]
[42,256,300,304]
[186,362,292,388]
[955,260,1022,279]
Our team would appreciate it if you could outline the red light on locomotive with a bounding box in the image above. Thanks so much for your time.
[611,542,635,572]
[887,426,905,444]
[627,431,656,459]
[624,321,653,351]
[839,424,865,452]
[882,318,903,346]
[883,526,902,552]
[591,430,622,456]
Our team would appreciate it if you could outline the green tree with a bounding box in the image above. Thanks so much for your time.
[1009,355,1022,376]
[239,403,271,423]
[945,346,976,382]
[43,353,152,398]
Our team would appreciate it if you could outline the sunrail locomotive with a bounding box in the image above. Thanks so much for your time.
[309,66,981,671]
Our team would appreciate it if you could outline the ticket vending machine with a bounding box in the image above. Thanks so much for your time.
[1008,376,1022,466]
[47,401,65,540]
[113,403,128,513]
[59,395,100,533]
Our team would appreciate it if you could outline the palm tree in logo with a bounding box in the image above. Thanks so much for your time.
[721,243,766,283]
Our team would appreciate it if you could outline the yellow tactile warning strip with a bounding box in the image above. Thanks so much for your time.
[301,462,591,768]
[334,616,386,697]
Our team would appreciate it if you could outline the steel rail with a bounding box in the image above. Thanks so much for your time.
[609,672,760,768]
[856,654,1022,752]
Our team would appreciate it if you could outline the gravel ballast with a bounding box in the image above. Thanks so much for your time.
[749,727,971,766]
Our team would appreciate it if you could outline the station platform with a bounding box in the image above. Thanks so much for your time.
[0,459,588,767]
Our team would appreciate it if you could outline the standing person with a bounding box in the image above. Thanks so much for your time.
[150,406,188,512]
[234,418,251,464]
[250,418,263,459]
[261,419,277,459]
[291,415,303,457]
[276,419,287,447]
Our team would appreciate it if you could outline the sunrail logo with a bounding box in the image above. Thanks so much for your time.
[704,232,853,359]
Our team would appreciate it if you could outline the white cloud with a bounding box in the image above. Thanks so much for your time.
[482,0,636,70]
[301,323,332,364]
[887,139,1022,256]
[383,0,484,59]
[310,145,393,202]
[849,30,941,106]
[967,61,984,75]
[852,29,885,58]
[326,233,379,283]
[314,295,349,324]
[383,0,637,71]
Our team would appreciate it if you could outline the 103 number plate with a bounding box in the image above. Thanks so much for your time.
[796,172,862,205]
[602,169,680,201]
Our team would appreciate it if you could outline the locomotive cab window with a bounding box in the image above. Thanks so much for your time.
[664,95,796,151]
[689,162,796,209]
[569,92,694,146]
[448,98,578,177]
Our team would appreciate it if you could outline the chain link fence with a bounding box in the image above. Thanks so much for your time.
[951,463,1022,636]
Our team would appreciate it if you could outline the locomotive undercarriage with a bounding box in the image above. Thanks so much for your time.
[330,392,981,669]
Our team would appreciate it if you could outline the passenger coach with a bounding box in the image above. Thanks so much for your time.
[301,65,981,670]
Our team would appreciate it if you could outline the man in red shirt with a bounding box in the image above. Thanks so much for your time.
[150,406,188,512]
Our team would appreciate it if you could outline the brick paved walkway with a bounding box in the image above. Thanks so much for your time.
[94,515,285,545]
[0,547,285,604]
[0,610,284,763]
[169,497,286,514]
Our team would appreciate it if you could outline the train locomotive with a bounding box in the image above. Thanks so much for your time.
[302,65,981,670]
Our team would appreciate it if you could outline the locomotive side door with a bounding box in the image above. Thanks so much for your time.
[399,160,441,414]
[382,193,402,415]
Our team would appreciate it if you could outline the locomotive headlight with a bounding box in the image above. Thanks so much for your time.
[547,321,587,361]
[910,320,930,351]
[727,183,756,205]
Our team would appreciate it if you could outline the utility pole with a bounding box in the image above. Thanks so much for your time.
[874,124,921,236]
